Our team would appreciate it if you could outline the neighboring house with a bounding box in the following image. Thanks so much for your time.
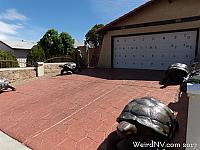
[73,39,84,49]
[0,40,36,67]
[98,0,200,70]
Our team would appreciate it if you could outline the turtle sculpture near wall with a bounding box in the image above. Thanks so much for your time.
[107,97,179,150]
[162,63,189,85]
[0,78,16,92]
[180,69,200,92]
[59,62,77,75]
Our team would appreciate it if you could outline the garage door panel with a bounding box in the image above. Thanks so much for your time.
[113,30,197,70]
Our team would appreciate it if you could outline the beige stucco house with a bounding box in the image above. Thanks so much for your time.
[98,0,200,70]
[0,40,36,67]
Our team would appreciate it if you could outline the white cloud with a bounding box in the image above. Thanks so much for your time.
[0,9,27,21]
[0,9,26,40]
[0,33,11,40]
[0,21,23,35]
[0,25,46,42]
[88,0,150,23]
[0,8,45,42]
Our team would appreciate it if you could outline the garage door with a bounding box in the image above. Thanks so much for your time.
[113,30,197,70]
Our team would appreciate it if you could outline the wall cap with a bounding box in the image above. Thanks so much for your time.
[187,83,200,95]
[44,62,67,65]
[0,67,35,71]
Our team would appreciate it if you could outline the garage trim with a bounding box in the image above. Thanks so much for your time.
[111,28,199,69]
[107,15,200,32]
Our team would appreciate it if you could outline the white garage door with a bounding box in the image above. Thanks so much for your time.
[113,30,197,70]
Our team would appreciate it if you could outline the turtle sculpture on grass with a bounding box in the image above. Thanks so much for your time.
[0,78,16,93]
[107,97,179,150]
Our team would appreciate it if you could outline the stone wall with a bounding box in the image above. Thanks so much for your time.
[0,67,36,82]
[44,63,66,75]
[0,63,70,84]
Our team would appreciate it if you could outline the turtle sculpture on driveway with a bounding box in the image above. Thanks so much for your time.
[59,62,77,75]
[0,78,16,93]
[162,63,189,85]
[107,97,179,150]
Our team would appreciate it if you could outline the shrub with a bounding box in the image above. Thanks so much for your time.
[0,50,19,68]
[27,45,45,66]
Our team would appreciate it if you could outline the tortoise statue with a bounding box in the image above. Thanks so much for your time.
[0,78,16,92]
[59,62,78,75]
[162,63,189,85]
[180,69,200,92]
[107,97,179,150]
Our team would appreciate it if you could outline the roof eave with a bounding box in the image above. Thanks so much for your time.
[0,41,13,49]
[96,0,156,33]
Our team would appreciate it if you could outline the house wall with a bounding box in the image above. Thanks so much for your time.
[98,0,200,68]
[14,49,30,67]
[113,0,200,27]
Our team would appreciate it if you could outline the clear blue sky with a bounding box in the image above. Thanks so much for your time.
[0,0,148,42]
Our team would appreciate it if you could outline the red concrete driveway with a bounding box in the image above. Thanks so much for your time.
[0,69,188,150]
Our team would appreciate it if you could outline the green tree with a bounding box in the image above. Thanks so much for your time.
[0,50,19,68]
[59,32,75,55]
[38,29,75,58]
[38,29,62,58]
[26,45,45,66]
[85,24,104,48]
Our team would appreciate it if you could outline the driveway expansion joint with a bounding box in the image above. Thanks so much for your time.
[23,85,121,145]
